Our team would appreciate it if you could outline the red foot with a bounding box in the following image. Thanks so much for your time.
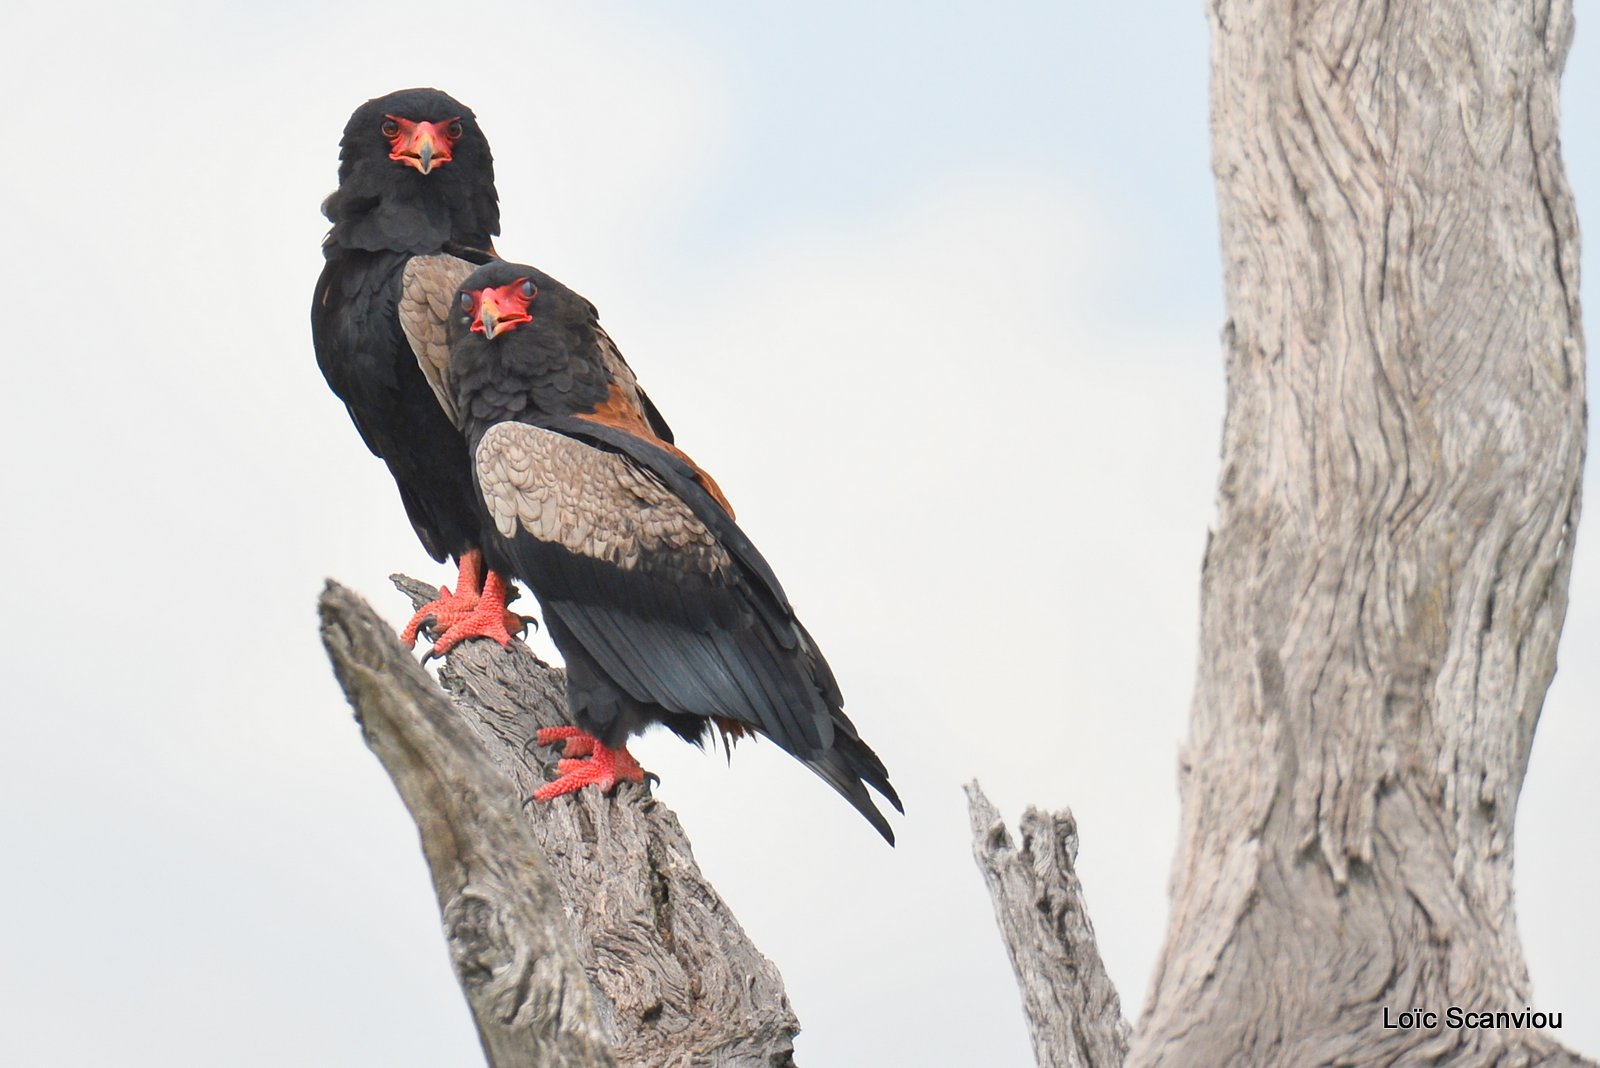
[536,726,595,758]
[531,732,645,800]
[429,571,524,656]
[401,551,486,647]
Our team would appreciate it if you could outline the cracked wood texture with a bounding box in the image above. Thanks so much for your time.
[965,783,1130,1068]
[324,578,799,1068]
[319,581,616,1068]
[1130,1,1588,1066]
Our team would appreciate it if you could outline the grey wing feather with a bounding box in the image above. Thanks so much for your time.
[475,421,832,752]
[399,254,479,427]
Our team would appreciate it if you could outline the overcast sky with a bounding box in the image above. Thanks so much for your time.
[1,2,1595,1065]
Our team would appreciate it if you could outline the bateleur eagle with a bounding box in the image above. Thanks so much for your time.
[441,260,902,843]
[312,88,674,653]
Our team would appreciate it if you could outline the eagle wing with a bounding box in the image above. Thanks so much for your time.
[398,253,479,427]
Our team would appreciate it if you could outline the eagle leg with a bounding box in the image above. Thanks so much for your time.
[401,549,487,646]
[532,738,646,800]
[534,725,596,758]
[423,568,526,657]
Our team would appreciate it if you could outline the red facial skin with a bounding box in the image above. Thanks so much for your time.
[465,280,537,339]
[383,115,462,174]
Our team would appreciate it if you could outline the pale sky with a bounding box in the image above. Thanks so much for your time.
[1,2,1595,1065]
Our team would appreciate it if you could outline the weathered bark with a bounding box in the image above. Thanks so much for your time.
[964,783,1130,1068]
[969,0,1591,1063]
[1128,0,1588,1065]
[320,581,615,1068]
[321,578,799,1068]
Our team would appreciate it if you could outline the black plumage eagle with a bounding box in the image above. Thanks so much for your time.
[440,260,902,842]
[312,88,673,653]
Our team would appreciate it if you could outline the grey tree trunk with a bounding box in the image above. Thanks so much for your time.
[320,582,616,1068]
[319,579,799,1068]
[971,0,1590,1065]
[1129,0,1587,1064]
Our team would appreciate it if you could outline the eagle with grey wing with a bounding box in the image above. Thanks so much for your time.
[312,89,527,659]
[444,260,900,841]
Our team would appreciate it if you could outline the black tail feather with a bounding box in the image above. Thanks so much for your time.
[800,731,902,845]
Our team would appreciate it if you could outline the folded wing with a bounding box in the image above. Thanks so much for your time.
[474,418,900,838]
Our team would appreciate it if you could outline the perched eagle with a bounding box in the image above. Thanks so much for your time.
[429,260,902,842]
[312,88,672,652]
